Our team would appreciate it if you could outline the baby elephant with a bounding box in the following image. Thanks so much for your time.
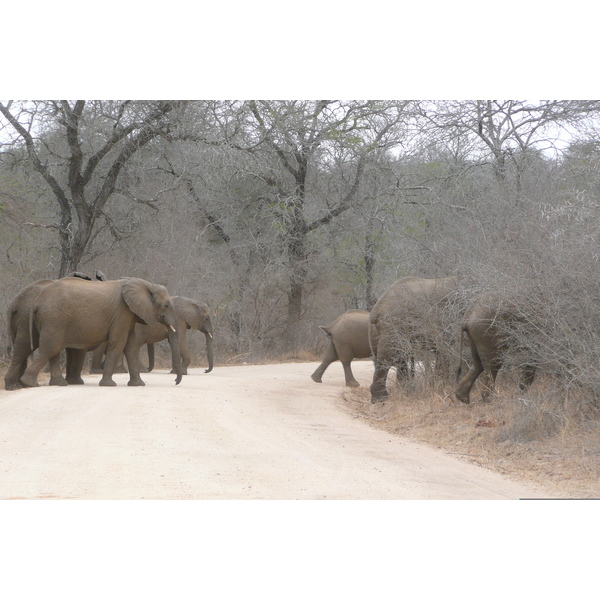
[311,309,371,387]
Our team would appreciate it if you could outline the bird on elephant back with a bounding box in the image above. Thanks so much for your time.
[4,275,183,389]
[89,295,214,378]
[311,309,371,387]
[369,276,460,402]
[454,294,536,404]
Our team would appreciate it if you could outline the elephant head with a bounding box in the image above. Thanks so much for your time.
[121,278,183,385]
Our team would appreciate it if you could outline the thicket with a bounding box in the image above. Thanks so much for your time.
[2,100,600,406]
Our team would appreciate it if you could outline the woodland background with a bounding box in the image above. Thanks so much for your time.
[2,100,600,400]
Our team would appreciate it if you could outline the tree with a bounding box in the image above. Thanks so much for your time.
[221,100,410,350]
[0,100,185,276]
[421,100,600,200]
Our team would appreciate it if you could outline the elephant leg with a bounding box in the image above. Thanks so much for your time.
[455,362,483,404]
[311,341,338,383]
[21,346,60,388]
[65,348,87,385]
[90,342,107,374]
[479,364,500,403]
[454,332,484,404]
[5,346,31,390]
[114,354,128,373]
[5,323,38,390]
[99,338,129,386]
[139,344,150,373]
[48,353,68,386]
[340,359,359,387]
[371,338,397,402]
[122,336,145,387]
[395,357,411,381]
[371,358,391,402]
[519,364,536,391]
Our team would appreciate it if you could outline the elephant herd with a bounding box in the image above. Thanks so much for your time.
[4,272,214,391]
[4,272,534,405]
[311,276,537,404]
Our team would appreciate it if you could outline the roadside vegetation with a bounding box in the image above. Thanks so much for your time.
[341,367,600,498]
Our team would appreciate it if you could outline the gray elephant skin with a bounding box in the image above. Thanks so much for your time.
[369,276,458,402]
[5,272,106,390]
[8,276,182,388]
[311,309,370,387]
[454,295,535,403]
[91,296,214,376]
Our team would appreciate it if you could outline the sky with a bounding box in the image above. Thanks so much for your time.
[4,3,597,100]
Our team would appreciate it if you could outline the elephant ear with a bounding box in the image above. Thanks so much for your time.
[173,296,200,329]
[121,278,160,325]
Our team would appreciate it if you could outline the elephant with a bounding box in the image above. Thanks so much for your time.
[369,276,459,402]
[4,271,106,390]
[454,295,536,404]
[15,276,182,388]
[310,309,371,387]
[90,296,214,376]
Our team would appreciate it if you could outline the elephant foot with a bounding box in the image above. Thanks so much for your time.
[371,396,388,404]
[67,377,85,385]
[127,378,146,386]
[99,377,117,386]
[310,374,322,383]
[49,376,69,386]
[170,368,188,375]
[455,394,470,404]
[370,393,388,404]
[19,377,40,388]
[369,382,388,403]
[346,380,360,388]
[4,380,22,391]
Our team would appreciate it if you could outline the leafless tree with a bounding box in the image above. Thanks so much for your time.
[216,100,412,351]
[0,100,186,276]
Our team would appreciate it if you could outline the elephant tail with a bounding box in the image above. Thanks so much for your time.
[28,307,35,354]
[319,325,332,337]
[455,323,466,383]
[368,317,379,361]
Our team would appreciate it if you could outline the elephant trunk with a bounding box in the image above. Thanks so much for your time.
[204,330,214,373]
[166,326,183,385]
[147,343,155,372]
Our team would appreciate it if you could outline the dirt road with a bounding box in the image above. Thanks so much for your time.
[0,361,547,499]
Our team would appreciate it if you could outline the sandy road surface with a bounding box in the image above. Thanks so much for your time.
[0,361,547,499]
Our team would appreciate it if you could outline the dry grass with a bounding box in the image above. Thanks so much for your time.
[339,374,600,499]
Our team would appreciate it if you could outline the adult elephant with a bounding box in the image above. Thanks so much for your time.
[311,309,370,387]
[369,276,459,402]
[4,271,105,390]
[17,277,182,388]
[454,295,535,404]
[91,296,214,376]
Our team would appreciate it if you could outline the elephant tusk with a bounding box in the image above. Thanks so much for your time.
[207,332,213,339]
[169,325,176,332]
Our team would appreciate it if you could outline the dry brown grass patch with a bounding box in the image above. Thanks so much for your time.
[341,375,600,498]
